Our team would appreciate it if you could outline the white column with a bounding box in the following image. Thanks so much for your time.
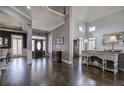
[26,24,32,64]
[69,6,73,64]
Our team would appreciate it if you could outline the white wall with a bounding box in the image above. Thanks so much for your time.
[87,10,124,51]
[72,17,86,40]
[48,7,73,64]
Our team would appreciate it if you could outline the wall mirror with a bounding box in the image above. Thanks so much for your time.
[55,37,64,45]
[103,32,124,45]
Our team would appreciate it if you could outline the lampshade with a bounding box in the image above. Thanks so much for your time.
[109,35,118,43]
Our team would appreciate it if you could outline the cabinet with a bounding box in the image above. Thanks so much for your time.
[52,51,62,63]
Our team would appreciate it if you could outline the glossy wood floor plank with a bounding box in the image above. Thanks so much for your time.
[0,57,124,86]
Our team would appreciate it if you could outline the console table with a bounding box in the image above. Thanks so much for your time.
[52,51,62,63]
[82,51,119,75]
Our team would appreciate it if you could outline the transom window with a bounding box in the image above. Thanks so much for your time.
[89,26,96,32]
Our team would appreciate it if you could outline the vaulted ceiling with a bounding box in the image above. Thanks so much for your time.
[1,6,124,32]
[0,6,65,32]
[31,6,65,32]
[0,6,31,27]
[72,6,124,23]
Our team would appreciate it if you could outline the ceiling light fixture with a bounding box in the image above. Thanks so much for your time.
[27,6,31,9]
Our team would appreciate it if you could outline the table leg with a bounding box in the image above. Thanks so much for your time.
[102,59,105,71]
[114,62,118,75]
[0,70,1,76]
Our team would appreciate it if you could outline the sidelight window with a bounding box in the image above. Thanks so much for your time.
[43,40,46,51]
[32,40,35,51]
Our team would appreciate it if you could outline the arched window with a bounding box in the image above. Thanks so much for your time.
[37,41,41,50]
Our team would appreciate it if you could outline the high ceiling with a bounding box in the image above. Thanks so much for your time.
[0,6,65,32]
[1,6,124,32]
[0,6,31,27]
[15,6,32,19]
[31,6,65,32]
[72,6,124,23]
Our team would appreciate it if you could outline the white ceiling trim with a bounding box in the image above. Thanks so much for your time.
[0,27,27,33]
[8,6,32,21]
[49,21,65,32]
[47,6,65,17]
[32,27,48,32]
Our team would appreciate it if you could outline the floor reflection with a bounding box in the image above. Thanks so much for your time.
[0,57,124,86]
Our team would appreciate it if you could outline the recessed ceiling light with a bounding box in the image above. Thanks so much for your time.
[27,6,31,9]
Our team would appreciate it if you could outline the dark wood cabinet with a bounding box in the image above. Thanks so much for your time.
[118,53,124,70]
[52,51,62,63]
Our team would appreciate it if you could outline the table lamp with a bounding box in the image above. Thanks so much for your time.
[109,35,118,52]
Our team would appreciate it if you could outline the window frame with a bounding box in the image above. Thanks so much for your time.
[89,26,96,32]
[88,38,96,50]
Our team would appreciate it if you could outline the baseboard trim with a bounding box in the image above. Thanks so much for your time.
[62,59,72,64]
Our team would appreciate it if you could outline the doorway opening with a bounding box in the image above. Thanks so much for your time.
[12,35,23,57]
[73,38,84,57]
[32,36,46,58]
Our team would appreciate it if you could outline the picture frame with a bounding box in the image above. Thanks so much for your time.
[55,37,64,45]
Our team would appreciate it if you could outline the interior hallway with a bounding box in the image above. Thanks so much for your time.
[0,57,124,86]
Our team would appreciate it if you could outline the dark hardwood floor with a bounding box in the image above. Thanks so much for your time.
[0,57,124,86]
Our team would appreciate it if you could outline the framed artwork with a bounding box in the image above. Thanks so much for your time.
[55,37,64,45]
[103,32,124,45]
[0,37,3,47]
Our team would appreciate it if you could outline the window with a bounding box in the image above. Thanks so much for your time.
[43,40,46,51]
[79,25,84,32]
[32,40,35,51]
[89,38,96,50]
[32,36,46,40]
[12,35,23,55]
[89,26,96,32]
[37,41,41,50]
[79,38,84,55]
[79,38,84,51]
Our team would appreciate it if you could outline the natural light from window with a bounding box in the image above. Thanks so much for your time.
[89,26,96,32]
[32,40,35,51]
[37,41,41,50]
[79,26,84,32]
[43,40,46,51]
[89,38,96,50]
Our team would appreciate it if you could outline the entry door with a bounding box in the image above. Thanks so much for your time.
[12,35,23,56]
[35,40,43,58]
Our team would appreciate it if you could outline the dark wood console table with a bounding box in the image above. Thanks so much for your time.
[52,51,62,63]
